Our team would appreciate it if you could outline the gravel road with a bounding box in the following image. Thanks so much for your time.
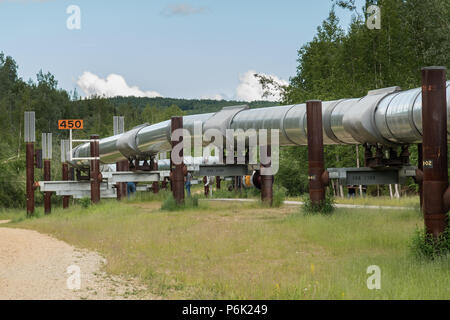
[0,223,153,300]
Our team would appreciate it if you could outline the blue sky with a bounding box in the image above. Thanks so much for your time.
[0,0,364,100]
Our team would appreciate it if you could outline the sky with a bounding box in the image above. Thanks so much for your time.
[0,0,364,101]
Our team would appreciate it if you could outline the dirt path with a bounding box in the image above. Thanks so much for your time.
[0,223,154,300]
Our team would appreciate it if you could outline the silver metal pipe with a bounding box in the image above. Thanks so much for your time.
[69,82,450,167]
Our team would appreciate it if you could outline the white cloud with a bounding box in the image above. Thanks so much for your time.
[201,70,288,102]
[235,70,288,102]
[77,72,162,98]
[200,93,225,101]
[162,3,208,17]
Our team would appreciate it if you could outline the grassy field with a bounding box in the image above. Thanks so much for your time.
[1,196,448,300]
[284,195,420,208]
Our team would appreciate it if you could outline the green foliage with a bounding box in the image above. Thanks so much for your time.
[272,185,287,208]
[78,197,91,209]
[0,51,272,209]
[410,225,450,260]
[128,190,171,203]
[161,194,201,211]
[108,96,274,115]
[301,190,336,215]
[278,0,449,196]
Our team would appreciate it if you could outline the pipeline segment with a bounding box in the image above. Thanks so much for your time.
[69,82,450,167]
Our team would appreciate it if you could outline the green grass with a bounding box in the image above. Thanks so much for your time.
[2,198,448,299]
[285,195,420,208]
[334,196,420,208]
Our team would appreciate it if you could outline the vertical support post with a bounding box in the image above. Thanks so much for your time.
[42,133,52,214]
[116,161,123,200]
[114,116,127,200]
[152,159,159,194]
[25,112,36,217]
[260,144,273,206]
[43,159,51,214]
[421,67,449,239]
[90,135,101,204]
[171,117,185,205]
[216,176,221,190]
[162,178,168,190]
[117,163,122,200]
[121,160,129,198]
[62,163,69,209]
[26,142,35,216]
[116,160,129,201]
[203,176,209,197]
[417,143,423,210]
[306,100,325,206]
[61,139,70,209]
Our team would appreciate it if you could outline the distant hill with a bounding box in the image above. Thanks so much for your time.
[106,96,277,115]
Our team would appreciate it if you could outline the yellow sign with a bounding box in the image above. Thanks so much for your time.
[58,120,83,130]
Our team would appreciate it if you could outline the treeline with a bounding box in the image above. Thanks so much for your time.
[0,0,449,207]
[0,54,277,208]
[276,0,449,195]
[108,97,274,115]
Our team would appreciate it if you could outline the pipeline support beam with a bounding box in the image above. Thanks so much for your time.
[62,163,69,209]
[216,176,221,190]
[307,100,326,206]
[44,159,51,214]
[171,117,185,205]
[260,145,273,206]
[152,160,160,194]
[26,143,35,216]
[421,67,449,238]
[417,144,423,210]
[90,135,101,204]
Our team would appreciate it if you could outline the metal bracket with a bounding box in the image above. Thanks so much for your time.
[196,164,253,177]
[327,166,417,186]
[69,129,100,161]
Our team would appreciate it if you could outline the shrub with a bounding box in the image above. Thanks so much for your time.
[410,226,450,260]
[272,185,287,208]
[128,190,171,203]
[161,194,201,211]
[79,197,91,209]
[161,195,178,211]
[301,190,335,215]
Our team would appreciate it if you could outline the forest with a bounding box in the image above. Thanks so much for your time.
[0,0,449,208]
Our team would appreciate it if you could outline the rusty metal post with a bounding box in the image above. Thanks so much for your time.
[162,178,168,190]
[306,100,326,206]
[152,160,160,194]
[171,117,185,205]
[421,67,449,238]
[203,176,209,197]
[116,161,122,200]
[26,142,35,216]
[260,144,273,206]
[417,143,423,210]
[90,135,101,204]
[62,163,69,209]
[216,176,221,190]
[44,159,51,214]
[121,160,129,198]
[116,160,128,201]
